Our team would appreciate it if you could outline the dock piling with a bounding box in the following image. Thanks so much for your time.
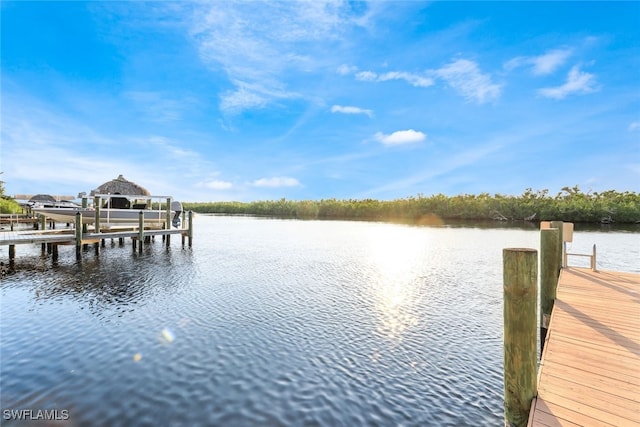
[82,197,88,234]
[138,211,144,253]
[540,228,560,352]
[549,221,563,268]
[9,244,16,268]
[188,211,193,247]
[165,198,171,246]
[94,196,101,232]
[503,248,538,427]
[75,212,82,260]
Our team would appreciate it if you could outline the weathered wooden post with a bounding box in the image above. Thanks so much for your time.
[549,221,563,269]
[165,198,171,246]
[92,196,100,232]
[52,243,59,261]
[9,244,16,268]
[81,198,88,248]
[138,210,144,254]
[540,228,560,352]
[181,211,186,246]
[591,244,597,271]
[188,210,193,247]
[503,248,538,427]
[75,212,82,260]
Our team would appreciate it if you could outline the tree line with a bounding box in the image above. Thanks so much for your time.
[183,186,640,224]
[2,185,638,223]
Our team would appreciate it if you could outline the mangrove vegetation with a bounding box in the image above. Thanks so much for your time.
[183,187,640,224]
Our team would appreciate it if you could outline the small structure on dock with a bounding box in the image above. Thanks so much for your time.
[2,175,193,268]
[91,174,150,197]
[28,194,57,207]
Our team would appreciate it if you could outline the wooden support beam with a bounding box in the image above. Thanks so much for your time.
[540,228,560,352]
[75,212,82,260]
[503,248,538,427]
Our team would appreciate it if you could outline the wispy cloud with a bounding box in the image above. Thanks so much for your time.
[124,91,195,122]
[337,64,358,75]
[342,59,498,103]
[375,129,426,146]
[504,48,573,75]
[188,1,371,114]
[433,59,501,103]
[628,121,640,132]
[538,65,598,99]
[0,95,228,200]
[331,105,373,118]
[251,177,300,187]
[199,180,233,190]
[355,70,434,87]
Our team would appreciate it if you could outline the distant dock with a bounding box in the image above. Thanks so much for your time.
[0,214,39,228]
[528,267,640,426]
[1,211,193,268]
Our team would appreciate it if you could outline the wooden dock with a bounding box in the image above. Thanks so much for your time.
[0,227,187,246]
[528,267,640,426]
[1,211,193,266]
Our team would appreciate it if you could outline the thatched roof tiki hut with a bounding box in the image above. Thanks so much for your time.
[28,194,57,206]
[91,175,151,209]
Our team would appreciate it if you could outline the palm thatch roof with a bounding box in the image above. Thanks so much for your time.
[29,194,57,203]
[91,175,150,196]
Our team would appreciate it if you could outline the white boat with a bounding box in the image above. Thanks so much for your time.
[33,194,183,229]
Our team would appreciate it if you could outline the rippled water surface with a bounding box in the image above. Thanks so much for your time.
[1,216,638,426]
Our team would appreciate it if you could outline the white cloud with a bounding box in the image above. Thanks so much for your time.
[201,180,233,190]
[433,59,501,103]
[354,70,434,87]
[188,2,371,114]
[375,129,426,145]
[504,48,572,75]
[378,71,434,87]
[331,105,373,117]
[531,49,573,75]
[628,121,640,132]
[538,65,598,99]
[355,71,378,81]
[252,177,300,187]
[337,64,357,75]
[220,87,269,114]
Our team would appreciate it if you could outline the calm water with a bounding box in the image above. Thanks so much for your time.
[1,216,638,426]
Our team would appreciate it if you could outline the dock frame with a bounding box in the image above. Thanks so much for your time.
[1,211,193,267]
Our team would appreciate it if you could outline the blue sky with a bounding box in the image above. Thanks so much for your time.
[2,1,639,202]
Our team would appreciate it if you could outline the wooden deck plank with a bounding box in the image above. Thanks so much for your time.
[532,398,619,427]
[538,375,640,420]
[551,333,638,360]
[529,267,640,427]
[544,344,640,380]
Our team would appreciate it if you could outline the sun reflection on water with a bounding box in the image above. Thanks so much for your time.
[367,226,427,340]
